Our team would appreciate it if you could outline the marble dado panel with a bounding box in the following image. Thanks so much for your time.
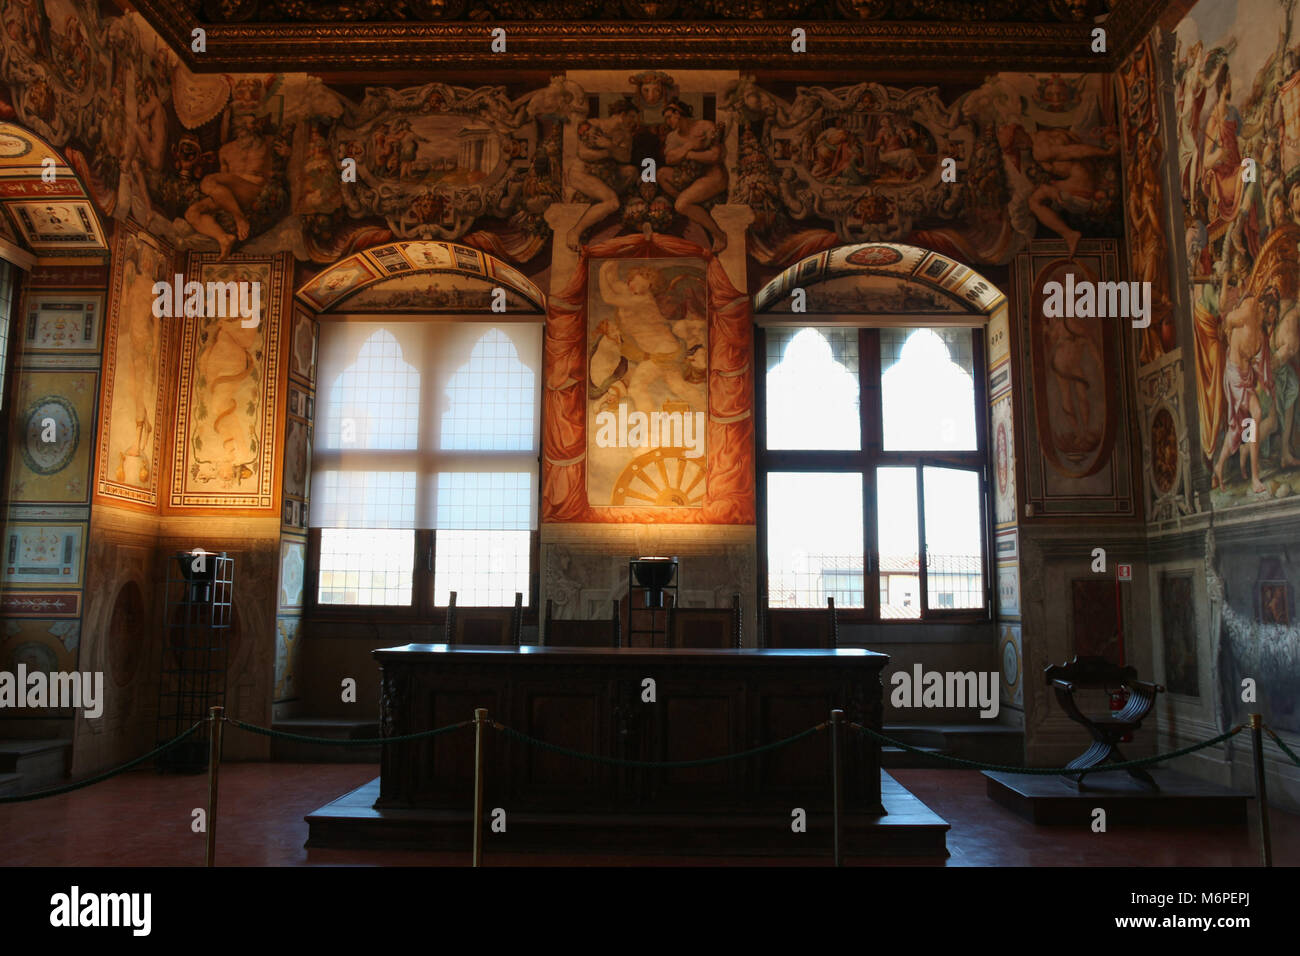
[542,524,756,643]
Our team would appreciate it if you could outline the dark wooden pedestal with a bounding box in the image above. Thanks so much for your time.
[303,644,950,857]
[375,645,889,815]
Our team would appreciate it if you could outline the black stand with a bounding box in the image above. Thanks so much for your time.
[627,558,678,648]
[156,551,234,772]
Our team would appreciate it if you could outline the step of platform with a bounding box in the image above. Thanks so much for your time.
[271,718,381,763]
[984,768,1250,825]
[0,739,72,794]
[880,723,1024,769]
[0,772,21,796]
[881,744,947,767]
[306,771,950,858]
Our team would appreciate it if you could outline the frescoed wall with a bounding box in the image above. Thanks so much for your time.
[1013,239,1140,520]
[727,72,1121,272]
[95,224,171,509]
[1115,0,1300,808]
[585,257,710,509]
[1176,0,1300,507]
[169,252,289,513]
[274,303,317,713]
[543,233,753,525]
[0,2,1128,284]
[1,254,107,751]
[0,2,576,269]
[0,0,1177,778]
[988,302,1024,714]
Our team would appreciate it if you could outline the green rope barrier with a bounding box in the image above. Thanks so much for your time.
[492,720,827,768]
[1263,725,1300,768]
[223,717,474,746]
[0,722,204,804]
[846,721,1244,775]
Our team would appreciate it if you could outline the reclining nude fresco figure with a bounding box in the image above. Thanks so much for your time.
[593,260,705,416]
[185,115,289,260]
[1027,127,1117,258]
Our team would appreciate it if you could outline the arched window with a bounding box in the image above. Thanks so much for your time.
[759,324,989,622]
[312,321,541,610]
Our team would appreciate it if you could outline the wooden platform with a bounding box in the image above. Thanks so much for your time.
[984,769,1251,826]
[306,771,950,858]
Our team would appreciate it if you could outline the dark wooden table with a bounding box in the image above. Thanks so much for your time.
[373,644,889,817]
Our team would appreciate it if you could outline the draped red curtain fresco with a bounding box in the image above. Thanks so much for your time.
[542,233,754,524]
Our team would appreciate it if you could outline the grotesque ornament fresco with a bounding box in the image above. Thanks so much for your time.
[722,73,1120,268]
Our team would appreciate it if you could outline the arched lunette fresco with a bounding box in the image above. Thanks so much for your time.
[294,239,546,314]
[753,241,1007,319]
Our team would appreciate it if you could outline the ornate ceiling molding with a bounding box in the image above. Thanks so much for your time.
[189,0,1112,24]
[128,0,1172,73]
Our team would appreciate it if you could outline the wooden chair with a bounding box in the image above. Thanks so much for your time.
[666,593,741,649]
[544,598,621,648]
[761,597,838,649]
[444,591,522,646]
[1045,655,1164,790]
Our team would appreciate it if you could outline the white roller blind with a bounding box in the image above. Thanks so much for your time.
[312,319,541,530]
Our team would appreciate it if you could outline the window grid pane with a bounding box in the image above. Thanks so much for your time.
[434,472,531,530]
[317,528,413,606]
[323,329,421,450]
[880,327,976,451]
[315,471,417,529]
[877,466,920,620]
[923,466,984,610]
[434,530,530,607]
[765,327,861,450]
[441,328,536,451]
[766,472,864,609]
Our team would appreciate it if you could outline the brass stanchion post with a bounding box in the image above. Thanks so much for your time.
[830,708,843,868]
[1250,714,1272,867]
[473,708,487,868]
[206,706,224,868]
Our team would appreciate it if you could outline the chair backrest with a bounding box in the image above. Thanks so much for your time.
[1043,655,1138,690]
[666,593,741,649]
[1044,655,1163,729]
[444,591,523,646]
[761,597,838,649]
[544,598,621,648]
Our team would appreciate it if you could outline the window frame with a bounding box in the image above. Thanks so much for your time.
[305,527,540,625]
[756,324,993,625]
[304,317,543,626]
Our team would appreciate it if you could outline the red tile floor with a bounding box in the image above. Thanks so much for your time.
[1,763,1294,866]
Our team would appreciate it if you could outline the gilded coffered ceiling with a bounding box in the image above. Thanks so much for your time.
[125,0,1173,72]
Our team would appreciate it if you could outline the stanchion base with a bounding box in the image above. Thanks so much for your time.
[984,769,1250,826]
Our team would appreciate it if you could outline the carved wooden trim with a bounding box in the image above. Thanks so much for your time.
[135,0,1170,73]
